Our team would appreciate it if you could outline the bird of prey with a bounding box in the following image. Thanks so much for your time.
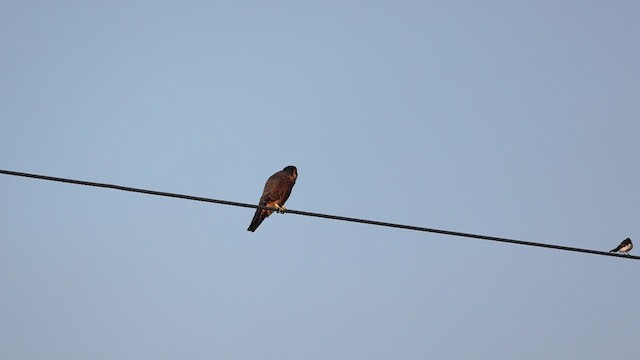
[610,238,633,255]
[247,165,298,232]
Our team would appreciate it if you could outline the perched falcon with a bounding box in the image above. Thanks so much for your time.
[610,238,633,255]
[247,165,298,232]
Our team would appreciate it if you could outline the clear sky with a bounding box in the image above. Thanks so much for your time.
[1,1,639,359]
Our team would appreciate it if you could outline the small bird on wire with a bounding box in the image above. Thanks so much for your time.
[247,165,298,232]
[609,238,633,255]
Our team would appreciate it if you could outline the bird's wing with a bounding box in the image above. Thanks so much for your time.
[260,171,289,205]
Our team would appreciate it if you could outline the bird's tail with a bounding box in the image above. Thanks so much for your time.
[247,208,267,232]
[609,248,618,253]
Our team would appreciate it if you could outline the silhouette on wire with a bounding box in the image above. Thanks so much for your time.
[0,168,637,260]
[610,238,633,255]
[247,166,298,232]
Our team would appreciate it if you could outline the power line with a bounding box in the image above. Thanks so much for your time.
[1,168,637,260]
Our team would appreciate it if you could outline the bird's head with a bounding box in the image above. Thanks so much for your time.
[283,165,297,180]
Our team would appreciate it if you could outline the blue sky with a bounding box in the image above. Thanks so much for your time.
[1,1,639,359]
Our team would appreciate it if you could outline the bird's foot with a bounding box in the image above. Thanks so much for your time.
[275,204,287,213]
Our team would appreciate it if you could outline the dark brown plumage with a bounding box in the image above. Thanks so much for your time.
[247,166,297,232]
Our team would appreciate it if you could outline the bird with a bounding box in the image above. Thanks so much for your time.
[247,165,298,232]
[610,238,633,255]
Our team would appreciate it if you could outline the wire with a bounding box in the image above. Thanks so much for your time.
[1,168,637,260]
